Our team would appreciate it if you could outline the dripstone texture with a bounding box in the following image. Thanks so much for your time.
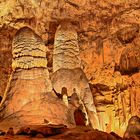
[12,27,47,70]
[53,21,80,72]
[0,0,140,137]
[52,21,100,130]
[0,27,75,131]
[124,116,140,139]
[119,43,140,74]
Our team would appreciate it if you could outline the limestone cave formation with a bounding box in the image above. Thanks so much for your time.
[0,0,140,140]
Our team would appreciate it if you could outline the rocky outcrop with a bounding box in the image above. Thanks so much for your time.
[0,26,15,97]
[12,27,47,70]
[117,25,139,44]
[129,73,140,117]
[119,44,140,74]
[89,70,140,136]
[0,126,121,140]
[82,23,140,136]
[0,27,75,131]
[124,116,140,139]
[117,25,140,75]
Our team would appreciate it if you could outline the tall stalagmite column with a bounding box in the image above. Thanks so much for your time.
[52,21,101,130]
[0,27,75,130]
[53,21,80,72]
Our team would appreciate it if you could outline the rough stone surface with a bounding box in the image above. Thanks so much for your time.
[0,27,75,131]
[124,116,140,139]
[52,21,100,130]
[12,27,48,70]
[130,73,140,118]
[0,0,140,137]
[0,126,121,140]
[53,21,80,72]
[119,43,140,74]
[0,26,15,97]
[117,25,139,44]
[88,71,140,136]
[51,68,100,130]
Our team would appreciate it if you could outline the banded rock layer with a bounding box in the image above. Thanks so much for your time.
[12,27,47,70]
[53,21,80,72]
[0,27,75,131]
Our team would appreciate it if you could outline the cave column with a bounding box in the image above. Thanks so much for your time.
[53,21,81,72]
[52,21,101,130]
[0,27,75,130]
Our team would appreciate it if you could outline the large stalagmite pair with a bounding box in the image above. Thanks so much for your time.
[0,27,75,130]
[0,22,101,130]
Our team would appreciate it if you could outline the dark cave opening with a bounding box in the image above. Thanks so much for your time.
[74,108,86,126]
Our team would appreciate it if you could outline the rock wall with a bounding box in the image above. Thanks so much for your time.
[89,68,140,135]
[124,116,140,139]
[119,41,140,74]
[12,27,48,70]
[87,24,140,135]
[0,26,16,97]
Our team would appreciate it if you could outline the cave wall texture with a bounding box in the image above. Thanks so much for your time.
[0,0,140,136]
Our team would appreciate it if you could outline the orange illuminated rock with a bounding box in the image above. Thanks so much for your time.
[16,124,67,137]
[0,27,75,131]
[52,21,100,130]
[124,116,140,139]
[117,25,139,44]
[53,21,80,72]
[119,44,140,74]
[0,0,140,137]
[129,73,140,117]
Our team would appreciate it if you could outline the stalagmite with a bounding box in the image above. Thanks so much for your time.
[52,21,101,130]
[53,21,80,72]
[12,27,48,70]
[0,27,75,131]
[61,87,69,106]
